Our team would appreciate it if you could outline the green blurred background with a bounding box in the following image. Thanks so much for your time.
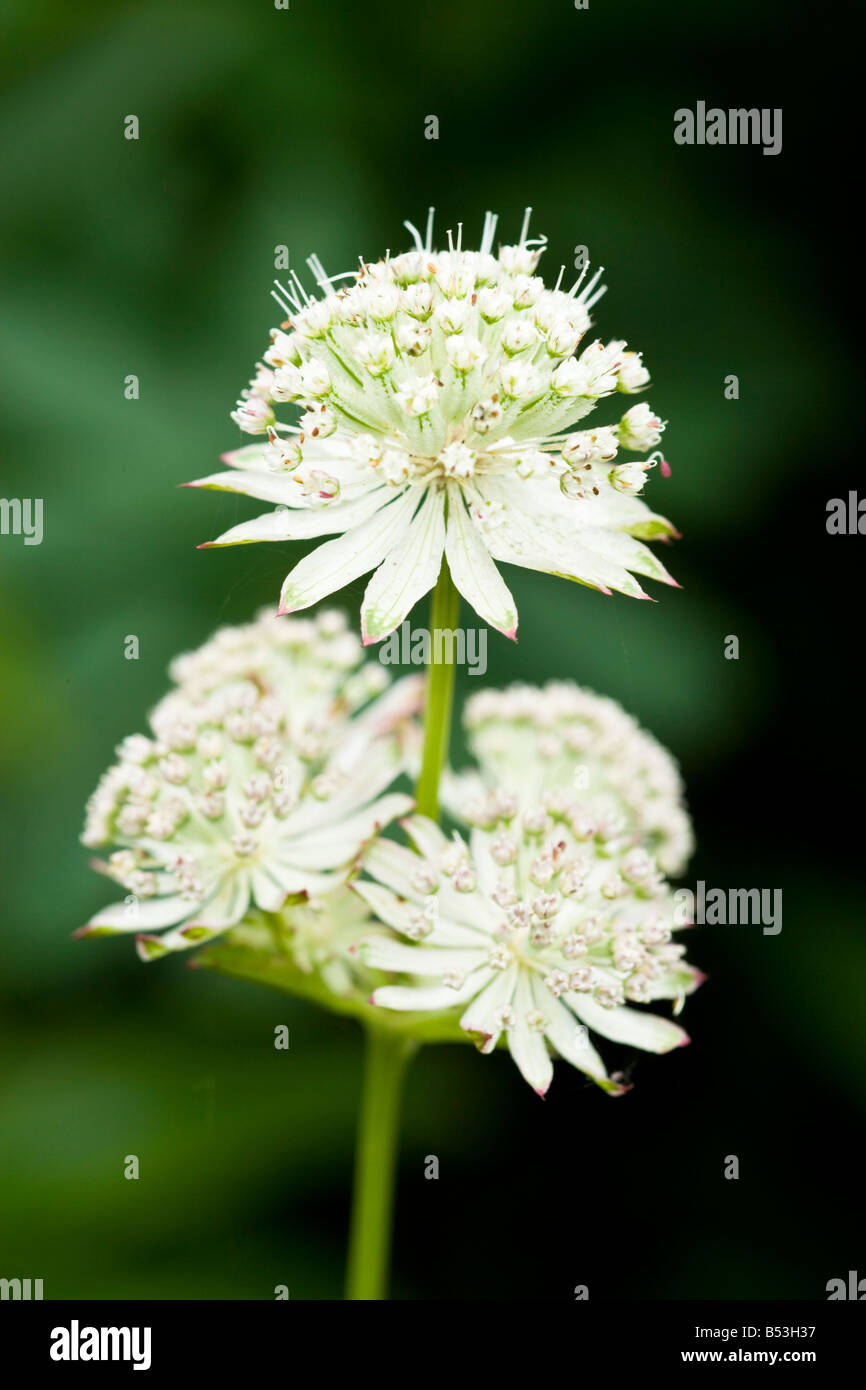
[1,0,862,1299]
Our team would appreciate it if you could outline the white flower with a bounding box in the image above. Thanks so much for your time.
[618,402,665,451]
[611,461,651,496]
[356,333,396,376]
[445,334,488,372]
[618,350,651,393]
[354,808,700,1096]
[562,426,619,465]
[229,395,274,435]
[265,428,303,472]
[79,610,421,961]
[189,210,678,643]
[443,681,694,875]
[394,372,442,417]
[438,442,476,478]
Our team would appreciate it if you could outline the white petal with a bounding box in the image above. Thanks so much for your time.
[184,470,304,506]
[361,837,427,901]
[373,966,494,1012]
[507,971,554,1095]
[220,443,274,472]
[266,860,341,896]
[459,963,519,1051]
[576,528,677,588]
[481,500,646,597]
[361,487,446,643]
[569,995,690,1052]
[82,894,191,933]
[445,483,517,637]
[435,878,502,934]
[277,741,407,835]
[278,489,416,614]
[251,865,292,912]
[402,813,452,861]
[205,489,389,547]
[136,920,231,959]
[189,873,252,928]
[473,477,649,598]
[541,992,622,1092]
[359,937,487,976]
[285,792,414,869]
[351,880,489,946]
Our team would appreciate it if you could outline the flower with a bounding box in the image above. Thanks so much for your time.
[354,805,700,1096]
[79,609,421,961]
[444,681,693,875]
[188,209,679,644]
[617,401,664,452]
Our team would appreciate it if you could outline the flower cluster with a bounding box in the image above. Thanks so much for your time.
[446,680,693,875]
[79,611,699,1089]
[188,210,678,642]
[80,610,420,962]
[355,804,699,1097]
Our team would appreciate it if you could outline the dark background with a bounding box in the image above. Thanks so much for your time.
[1,0,862,1299]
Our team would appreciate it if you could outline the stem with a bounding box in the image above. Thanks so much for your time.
[414,560,460,821]
[345,1028,415,1300]
[346,567,459,1298]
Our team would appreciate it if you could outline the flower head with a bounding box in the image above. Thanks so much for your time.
[80,610,420,961]
[355,806,700,1096]
[189,210,679,643]
[446,681,693,875]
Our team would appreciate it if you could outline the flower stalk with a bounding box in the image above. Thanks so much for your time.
[345,1027,417,1300]
[346,558,459,1298]
[414,558,460,821]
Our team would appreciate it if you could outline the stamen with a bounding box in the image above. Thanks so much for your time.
[479,210,499,256]
[403,218,425,252]
[289,268,311,305]
[271,280,300,315]
[576,264,605,303]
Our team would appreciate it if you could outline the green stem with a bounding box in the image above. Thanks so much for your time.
[345,1027,416,1300]
[345,565,459,1299]
[414,560,460,821]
